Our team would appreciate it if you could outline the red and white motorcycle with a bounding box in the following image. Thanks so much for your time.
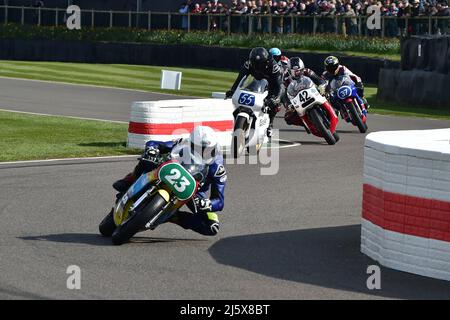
[285,76,340,145]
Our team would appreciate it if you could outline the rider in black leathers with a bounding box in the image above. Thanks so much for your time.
[226,47,283,138]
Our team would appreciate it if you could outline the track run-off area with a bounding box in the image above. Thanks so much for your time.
[0,77,449,299]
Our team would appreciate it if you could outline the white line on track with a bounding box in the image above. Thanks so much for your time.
[262,139,301,149]
[0,108,128,124]
[0,155,139,166]
[0,76,192,97]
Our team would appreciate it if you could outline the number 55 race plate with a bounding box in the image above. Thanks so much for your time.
[158,162,197,201]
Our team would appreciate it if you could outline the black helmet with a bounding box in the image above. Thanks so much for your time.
[324,56,340,75]
[249,47,270,71]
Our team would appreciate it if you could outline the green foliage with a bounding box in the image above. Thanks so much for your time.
[0,24,400,55]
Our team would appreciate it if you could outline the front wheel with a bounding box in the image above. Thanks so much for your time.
[111,193,168,245]
[99,209,116,237]
[309,108,336,145]
[347,100,367,133]
[232,116,248,158]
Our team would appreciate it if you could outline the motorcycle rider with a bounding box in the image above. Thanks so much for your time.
[322,56,370,108]
[289,57,327,94]
[284,57,328,125]
[226,47,283,138]
[269,47,290,75]
[269,47,283,64]
[112,126,226,236]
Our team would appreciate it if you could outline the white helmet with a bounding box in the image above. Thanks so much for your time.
[290,57,305,79]
[188,126,220,165]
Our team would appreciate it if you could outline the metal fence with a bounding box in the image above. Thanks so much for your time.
[1,5,450,37]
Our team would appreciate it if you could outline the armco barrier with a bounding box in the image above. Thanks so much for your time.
[127,98,234,149]
[361,129,450,281]
[0,39,399,85]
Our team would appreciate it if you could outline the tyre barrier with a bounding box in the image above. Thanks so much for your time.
[127,98,234,149]
[361,129,450,281]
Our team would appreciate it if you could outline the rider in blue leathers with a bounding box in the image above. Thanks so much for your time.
[113,126,226,236]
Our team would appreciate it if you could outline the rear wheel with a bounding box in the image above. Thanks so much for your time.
[111,193,167,245]
[309,108,336,145]
[99,209,116,237]
[348,101,367,133]
[232,116,248,158]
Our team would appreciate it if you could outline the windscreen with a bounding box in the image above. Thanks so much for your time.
[239,77,268,94]
[330,75,355,92]
[287,77,314,100]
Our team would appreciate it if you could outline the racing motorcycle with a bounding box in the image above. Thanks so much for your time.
[328,75,368,133]
[285,76,339,145]
[99,147,207,245]
[230,77,270,158]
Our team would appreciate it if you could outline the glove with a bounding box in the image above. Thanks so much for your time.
[318,83,327,95]
[194,197,212,213]
[225,90,234,99]
[262,97,279,113]
[141,146,160,164]
[261,105,270,113]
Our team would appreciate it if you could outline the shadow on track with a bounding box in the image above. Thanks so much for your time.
[208,225,450,299]
[20,233,207,246]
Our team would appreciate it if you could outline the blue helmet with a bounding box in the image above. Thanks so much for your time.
[269,47,282,58]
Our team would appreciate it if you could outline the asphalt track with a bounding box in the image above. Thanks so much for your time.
[1,78,450,300]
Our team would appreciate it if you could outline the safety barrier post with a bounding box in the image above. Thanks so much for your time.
[148,11,151,30]
[269,15,272,34]
[291,15,294,33]
[109,10,113,28]
[428,16,432,35]
[313,15,316,35]
[187,13,191,32]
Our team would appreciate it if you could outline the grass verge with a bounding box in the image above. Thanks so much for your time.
[365,87,450,121]
[0,110,140,162]
[1,60,449,121]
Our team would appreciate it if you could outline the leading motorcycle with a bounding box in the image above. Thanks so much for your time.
[230,77,271,158]
[99,147,207,245]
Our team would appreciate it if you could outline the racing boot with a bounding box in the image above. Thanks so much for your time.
[362,97,370,110]
[112,173,135,193]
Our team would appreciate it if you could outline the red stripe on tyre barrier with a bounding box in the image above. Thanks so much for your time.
[362,184,450,242]
[128,120,234,135]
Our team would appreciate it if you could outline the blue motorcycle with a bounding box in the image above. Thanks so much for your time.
[329,75,368,133]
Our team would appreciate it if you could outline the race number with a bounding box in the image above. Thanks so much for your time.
[337,86,352,99]
[158,162,197,200]
[238,93,256,106]
[298,90,310,103]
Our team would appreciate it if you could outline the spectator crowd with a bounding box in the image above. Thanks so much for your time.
[178,0,450,35]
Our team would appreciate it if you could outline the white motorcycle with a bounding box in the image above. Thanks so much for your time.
[230,77,270,158]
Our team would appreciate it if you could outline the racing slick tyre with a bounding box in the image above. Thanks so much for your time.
[348,101,367,133]
[99,209,116,237]
[111,194,167,245]
[333,131,340,143]
[232,116,248,158]
[309,108,336,145]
